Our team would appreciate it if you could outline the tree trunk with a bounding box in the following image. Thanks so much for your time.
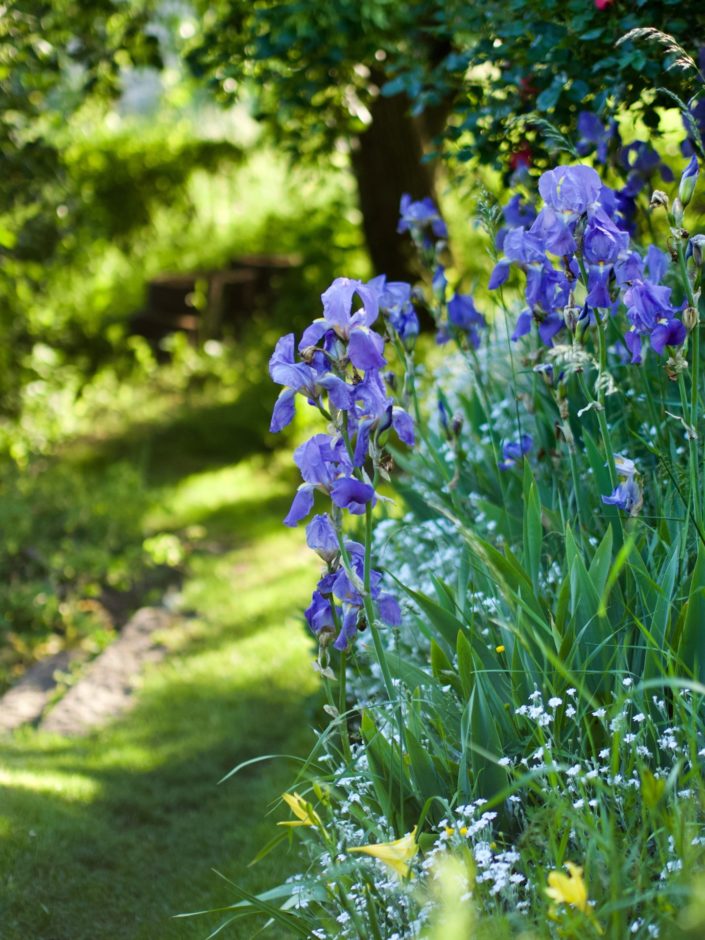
[350,90,437,281]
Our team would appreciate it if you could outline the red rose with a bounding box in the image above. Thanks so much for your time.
[594,0,614,9]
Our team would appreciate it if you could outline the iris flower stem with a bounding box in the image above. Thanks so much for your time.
[364,502,405,828]
[576,262,618,489]
[362,504,398,713]
[577,369,617,488]
[576,371,625,548]
[329,601,352,764]
[676,239,702,530]
[465,349,509,516]
[390,331,421,427]
[388,331,464,511]
[678,374,701,530]
[333,526,397,718]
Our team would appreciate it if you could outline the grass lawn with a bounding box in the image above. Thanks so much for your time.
[0,390,322,939]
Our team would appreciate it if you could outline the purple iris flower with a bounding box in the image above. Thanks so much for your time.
[582,210,630,309]
[447,293,486,348]
[348,368,415,466]
[623,280,674,334]
[496,193,537,249]
[602,477,642,514]
[644,245,669,284]
[499,433,533,469]
[489,260,511,290]
[583,210,630,265]
[371,276,420,345]
[537,313,565,346]
[624,330,643,365]
[330,477,376,514]
[614,250,645,286]
[298,277,385,372]
[489,226,545,290]
[327,546,402,651]
[503,193,537,228]
[269,333,352,433]
[284,433,358,526]
[397,194,448,244]
[511,310,533,341]
[432,264,447,298]
[650,319,687,355]
[527,264,570,316]
[619,142,674,197]
[305,590,339,635]
[576,112,619,164]
[306,514,340,562]
[503,227,547,264]
[538,165,602,220]
[529,207,576,256]
[295,434,350,487]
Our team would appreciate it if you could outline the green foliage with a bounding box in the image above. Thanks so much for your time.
[182,0,705,176]
[0,456,173,689]
[0,0,162,255]
[184,0,451,159]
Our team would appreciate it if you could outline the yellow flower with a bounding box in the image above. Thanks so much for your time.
[496,644,505,653]
[348,826,418,878]
[546,862,603,933]
[546,862,589,911]
[278,792,325,832]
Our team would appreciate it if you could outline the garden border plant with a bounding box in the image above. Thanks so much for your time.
[186,38,705,940]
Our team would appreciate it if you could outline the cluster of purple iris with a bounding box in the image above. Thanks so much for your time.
[269,276,414,650]
[303,514,401,652]
[575,111,674,232]
[397,194,487,350]
[490,159,697,363]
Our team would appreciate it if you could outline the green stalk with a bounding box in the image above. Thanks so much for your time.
[676,239,702,531]
[678,374,701,530]
[330,601,352,764]
[363,503,406,830]
[362,504,397,711]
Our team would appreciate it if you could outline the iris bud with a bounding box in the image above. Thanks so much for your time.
[679,155,699,208]
[691,234,705,267]
[563,304,581,332]
[684,305,700,332]
[650,190,669,210]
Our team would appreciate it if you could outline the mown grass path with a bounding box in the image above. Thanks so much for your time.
[0,415,320,938]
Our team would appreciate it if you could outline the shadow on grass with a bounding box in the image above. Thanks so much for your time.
[0,597,321,940]
[76,382,283,488]
[1,690,318,939]
[0,390,322,939]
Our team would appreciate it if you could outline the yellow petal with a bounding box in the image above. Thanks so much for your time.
[348,826,418,878]
[546,862,589,912]
[280,791,322,828]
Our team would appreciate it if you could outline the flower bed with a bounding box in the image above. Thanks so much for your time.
[214,115,705,939]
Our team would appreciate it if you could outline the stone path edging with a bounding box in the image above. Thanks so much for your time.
[0,607,173,737]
